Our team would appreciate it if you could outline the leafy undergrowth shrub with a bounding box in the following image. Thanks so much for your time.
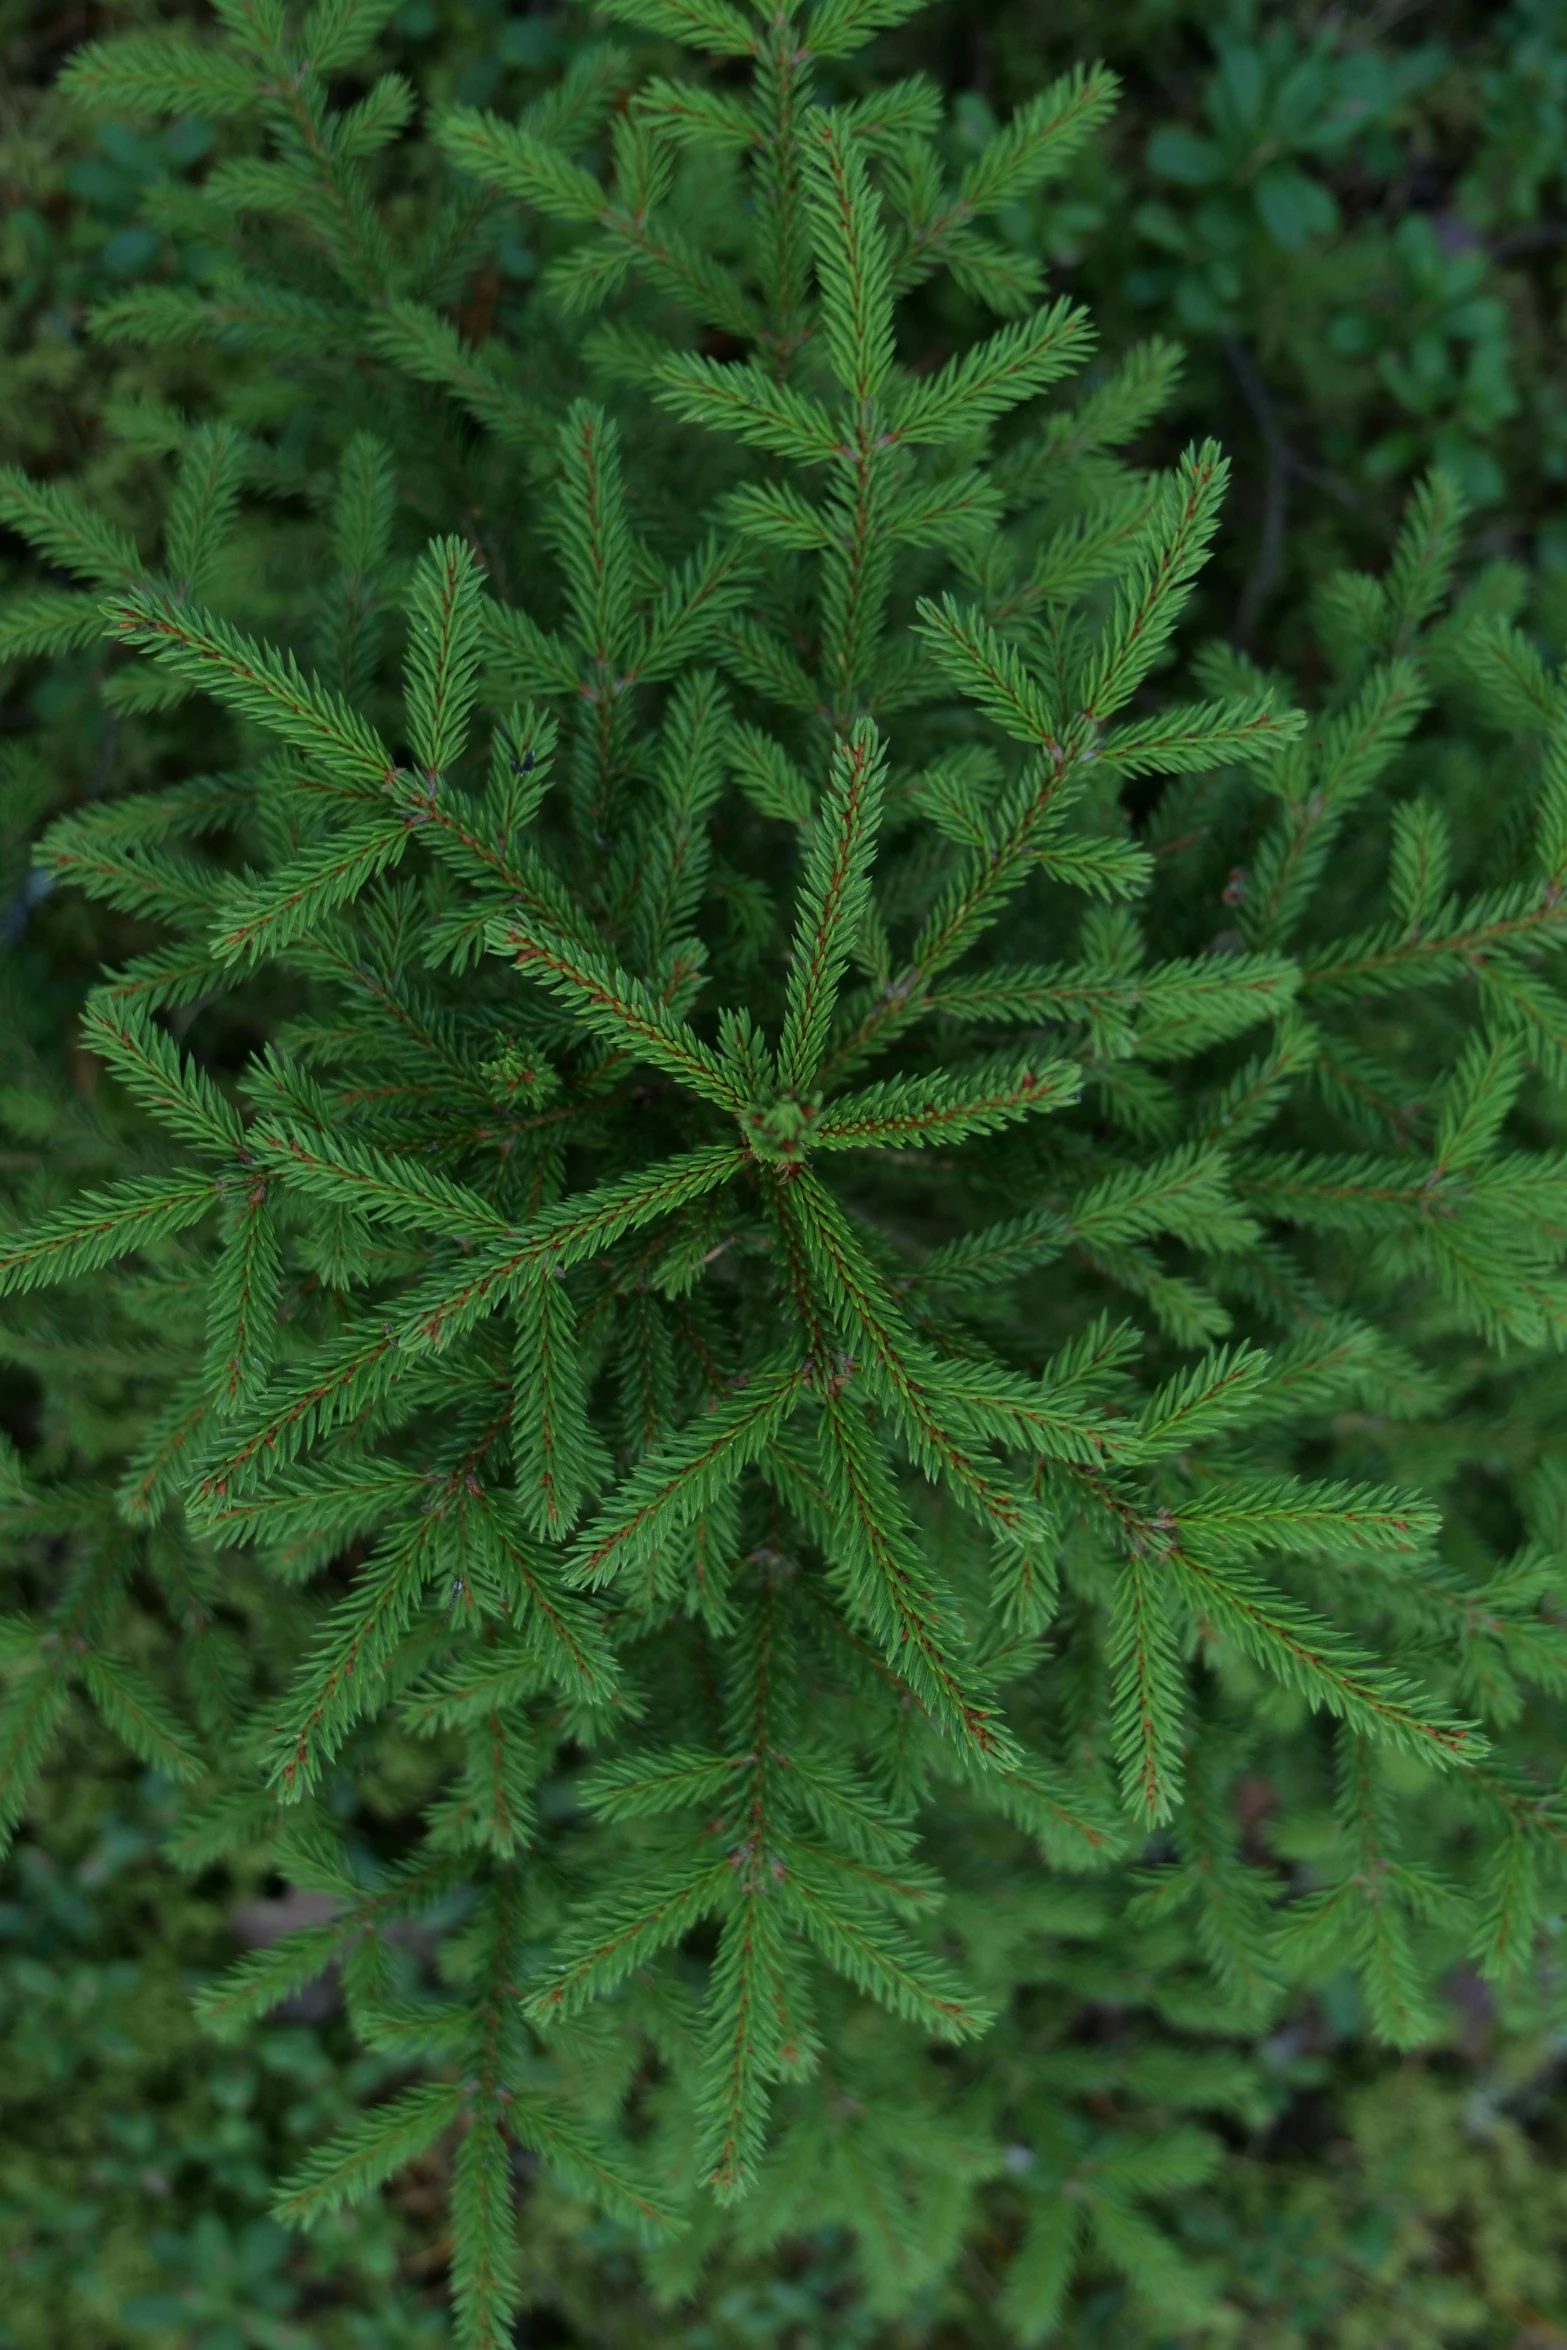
[6,0,1567,2345]
[0,1747,448,2350]
[884,0,1567,576]
[8,1751,1567,2350]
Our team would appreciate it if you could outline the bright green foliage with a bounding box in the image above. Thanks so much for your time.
[7,1,1567,2345]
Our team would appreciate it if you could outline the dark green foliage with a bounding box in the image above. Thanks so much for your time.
[8,1,1567,2346]
[871,0,1567,644]
[0,1738,450,2350]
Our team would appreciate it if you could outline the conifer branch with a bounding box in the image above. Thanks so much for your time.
[523,1852,734,2022]
[1170,1549,1479,1764]
[264,1516,445,1801]
[628,535,758,686]
[0,587,109,662]
[393,1145,751,1354]
[494,909,748,1113]
[913,597,1064,746]
[78,998,247,1157]
[0,467,144,585]
[205,1186,283,1416]
[248,1123,513,1242]
[404,537,486,779]
[778,721,888,1095]
[570,1354,811,1587]
[958,62,1120,211]
[1109,1538,1187,1824]
[782,1170,1036,1540]
[652,355,841,461]
[762,1180,1012,1757]
[803,113,896,404]
[892,299,1096,446]
[194,1856,470,2039]
[0,1174,216,1296]
[786,1869,993,2037]
[207,819,414,965]
[104,586,397,788]
[1079,443,1228,722]
[272,2083,466,2230]
[812,1056,1080,1151]
[74,1648,204,1782]
[366,301,551,447]
[508,2096,673,2237]
[436,110,608,224]
[511,1278,592,1538]
[412,1582,613,1727]
[1173,1478,1438,1563]
[0,1673,81,1851]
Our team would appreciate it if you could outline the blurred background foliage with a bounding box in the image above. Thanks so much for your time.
[5,0,1567,2342]
[10,1744,1567,2345]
